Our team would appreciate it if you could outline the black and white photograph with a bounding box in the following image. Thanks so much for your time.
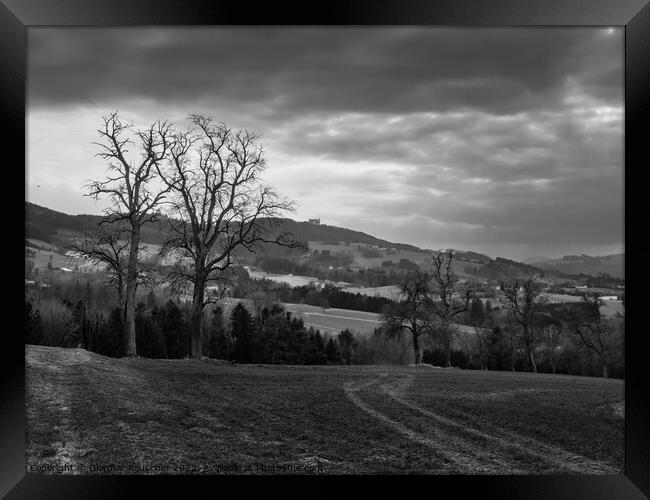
[24,27,625,475]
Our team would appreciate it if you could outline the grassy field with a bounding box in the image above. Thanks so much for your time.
[308,241,431,269]
[283,303,485,338]
[218,300,494,339]
[343,285,402,300]
[284,303,383,335]
[25,345,623,475]
[246,270,321,288]
[541,293,623,318]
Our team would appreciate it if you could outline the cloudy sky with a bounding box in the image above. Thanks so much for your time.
[27,27,623,261]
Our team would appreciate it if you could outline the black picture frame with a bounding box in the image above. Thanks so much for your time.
[3,1,649,498]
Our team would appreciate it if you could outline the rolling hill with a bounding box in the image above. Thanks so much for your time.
[25,202,430,253]
[25,201,621,281]
[527,254,624,279]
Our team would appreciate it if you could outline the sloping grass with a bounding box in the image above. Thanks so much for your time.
[25,345,623,475]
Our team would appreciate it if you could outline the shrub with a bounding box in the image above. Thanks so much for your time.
[37,298,79,347]
[25,300,44,345]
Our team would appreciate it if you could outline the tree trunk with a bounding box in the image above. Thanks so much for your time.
[412,333,421,365]
[442,323,452,367]
[124,229,140,357]
[445,339,451,368]
[190,275,206,359]
[528,349,537,373]
[117,279,125,315]
[117,280,127,354]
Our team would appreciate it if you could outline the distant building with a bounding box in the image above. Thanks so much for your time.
[308,218,320,225]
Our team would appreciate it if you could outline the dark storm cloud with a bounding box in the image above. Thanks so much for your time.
[29,27,621,116]
[27,27,623,260]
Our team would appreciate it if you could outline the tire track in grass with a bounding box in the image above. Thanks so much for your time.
[343,376,525,474]
[436,403,618,473]
[380,377,617,474]
[374,375,531,473]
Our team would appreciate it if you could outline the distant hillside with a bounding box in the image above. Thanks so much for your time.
[528,254,624,279]
[26,202,99,242]
[25,202,168,246]
[25,202,618,282]
[474,256,547,283]
[272,219,425,253]
[445,249,493,265]
[25,202,429,253]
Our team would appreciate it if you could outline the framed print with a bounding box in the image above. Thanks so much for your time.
[3,0,649,498]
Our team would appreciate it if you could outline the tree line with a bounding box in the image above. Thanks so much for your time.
[274,284,394,314]
[382,250,624,378]
[25,270,623,377]
[25,286,382,365]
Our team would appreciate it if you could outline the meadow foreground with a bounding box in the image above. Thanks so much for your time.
[25,345,623,475]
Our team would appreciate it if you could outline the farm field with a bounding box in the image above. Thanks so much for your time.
[283,303,485,337]
[219,300,381,336]
[540,293,624,318]
[245,269,321,288]
[25,239,163,273]
[343,285,402,300]
[26,242,97,273]
[308,240,431,268]
[25,345,623,475]
[219,300,498,339]
[284,303,383,335]
[307,241,480,278]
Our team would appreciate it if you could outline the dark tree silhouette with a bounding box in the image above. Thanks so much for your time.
[382,271,434,364]
[70,228,156,347]
[325,337,340,364]
[429,250,472,367]
[85,112,173,357]
[338,328,357,365]
[156,114,296,358]
[208,305,231,360]
[570,293,621,378]
[70,229,129,311]
[231,302,256,363]
[467,300,488,371]
[500,278,547,373]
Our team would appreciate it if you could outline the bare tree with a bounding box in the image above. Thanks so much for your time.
[473,327,490,371]
[429,250,472,367]
[382,271,433,365]
[570,293,621,378]
[541,323,563,375]
[468,296,488,370]
[156,114,295,359]
[69,229,157,312]
[85,112,173,357]
[69,229,129,311]
[500,278,547,373]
